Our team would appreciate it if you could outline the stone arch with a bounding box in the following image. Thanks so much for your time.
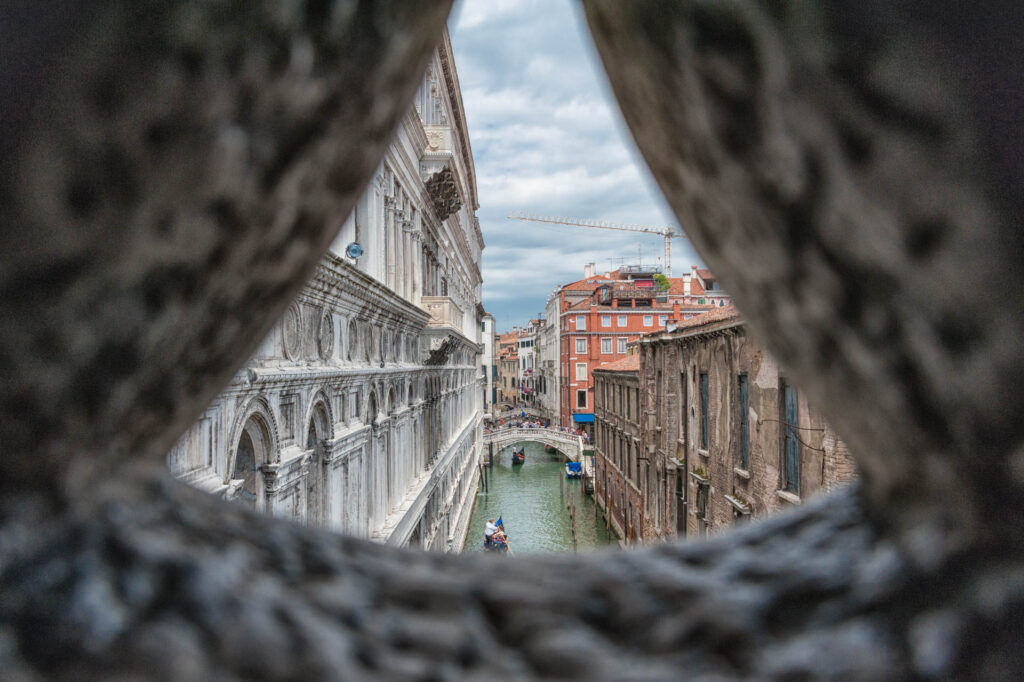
[387,386,396,415]
[226,397,279,510]
[227,396,280,480]
[366,389,379,426]
[371,325,382,363]
[305,395,332,527]
[346,317,357,361]
[304,388,334,439]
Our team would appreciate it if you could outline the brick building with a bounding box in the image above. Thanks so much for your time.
[558,265,717,436]
[592,355,644,545]
[497,330,518,408]
[630,307,856,541]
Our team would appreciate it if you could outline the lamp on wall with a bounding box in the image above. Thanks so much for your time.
[345,242,364,259]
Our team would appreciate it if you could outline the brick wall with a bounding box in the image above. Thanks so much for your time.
[639,322,857,540]
[593,368,644,545]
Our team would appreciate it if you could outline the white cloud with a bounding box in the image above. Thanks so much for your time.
[450,0,702,330]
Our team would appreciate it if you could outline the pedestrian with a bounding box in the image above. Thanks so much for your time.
[484,518,497,548]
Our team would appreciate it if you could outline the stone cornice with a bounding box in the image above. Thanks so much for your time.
[238,365,433,391]
[437,27,478,212]
[403,106,428,158]
[312,253,431,328]
[639,318,746,345]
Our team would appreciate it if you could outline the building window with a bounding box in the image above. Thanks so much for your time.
[576,315,586,330]
[643,315,653,327]
[575,363,587,381]
[695,479,709,527]
[601,315,611,327]
[617,315,627,327]
[617,337,627,354]
[601,337,612,354]
[577,389,587,409]
[699,372,709,450]
[698,298,706,305]
[575,337,587,354]
[659,315,667,326]
[738,374,749,469]
[783,382,799,493]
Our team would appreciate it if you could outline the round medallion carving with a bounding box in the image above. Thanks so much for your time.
[282,304,301,360]
[318,312,334,360]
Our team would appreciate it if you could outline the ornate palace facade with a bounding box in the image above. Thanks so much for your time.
[168,29,485,551]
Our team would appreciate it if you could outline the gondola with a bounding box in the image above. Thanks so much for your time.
[511,447,525,465]
[484,517,512,554]
[543,444,555,453]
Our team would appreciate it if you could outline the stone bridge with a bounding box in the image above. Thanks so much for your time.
[483,427,586,461]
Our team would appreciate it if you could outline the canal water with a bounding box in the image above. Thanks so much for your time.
[464,440,616,554]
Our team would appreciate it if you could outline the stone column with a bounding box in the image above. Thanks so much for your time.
[262,465,280,518]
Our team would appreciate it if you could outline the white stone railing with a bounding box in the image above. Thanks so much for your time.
[421,296,463,333]
[482,427,587,461]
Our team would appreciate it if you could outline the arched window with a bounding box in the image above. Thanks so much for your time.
[232,414,274,510]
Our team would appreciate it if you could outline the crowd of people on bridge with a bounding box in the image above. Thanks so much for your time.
[484,414,590,441]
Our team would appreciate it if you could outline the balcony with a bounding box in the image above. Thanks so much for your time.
[421,296,463,334]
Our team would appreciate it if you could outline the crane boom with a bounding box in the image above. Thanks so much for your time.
[508,211,683,276]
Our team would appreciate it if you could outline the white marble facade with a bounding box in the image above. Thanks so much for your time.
[168,29,485,551]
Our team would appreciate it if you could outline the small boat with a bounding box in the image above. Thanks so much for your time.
[484,517,512,554]
[544,444,555,453]
[566,461,582,479]
[512,448,525,465]
[583,474,595,495]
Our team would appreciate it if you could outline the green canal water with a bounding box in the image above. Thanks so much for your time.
[464,440,616,554]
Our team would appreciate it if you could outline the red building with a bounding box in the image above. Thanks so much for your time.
[556,264,723,435]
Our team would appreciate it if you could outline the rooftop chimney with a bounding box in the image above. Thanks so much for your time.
[683,273,691,296]
[584,262,596,278]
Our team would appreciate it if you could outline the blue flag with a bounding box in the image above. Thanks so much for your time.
[495,516,503,528]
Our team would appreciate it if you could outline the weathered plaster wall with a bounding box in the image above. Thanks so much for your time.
[594,369,643,544]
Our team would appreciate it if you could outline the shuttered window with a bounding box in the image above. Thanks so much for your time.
[783,383,799,493]
[699,372,709,450]
[738,375,749,469]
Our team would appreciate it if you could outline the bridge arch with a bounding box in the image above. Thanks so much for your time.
[482,427,586,462]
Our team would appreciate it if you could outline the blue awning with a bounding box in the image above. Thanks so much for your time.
[573,413,594,423]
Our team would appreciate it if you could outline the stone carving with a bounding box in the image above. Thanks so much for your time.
[424,164,463,221]
[282,304,301,360]
[317,311,333,361]
[426,129,444,151]
[1,1,1022,680]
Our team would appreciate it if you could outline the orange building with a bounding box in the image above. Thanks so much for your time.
[556,264,725,435]
[496,330,519,408]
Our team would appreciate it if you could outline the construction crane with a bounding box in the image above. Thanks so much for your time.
[508,212,682,276]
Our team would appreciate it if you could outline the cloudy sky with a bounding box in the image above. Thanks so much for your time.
[449,0,703,332]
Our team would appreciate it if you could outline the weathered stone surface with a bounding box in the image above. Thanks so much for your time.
[0,0,453,490]
[583,0,1024,554]
[2,0,1023,679]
